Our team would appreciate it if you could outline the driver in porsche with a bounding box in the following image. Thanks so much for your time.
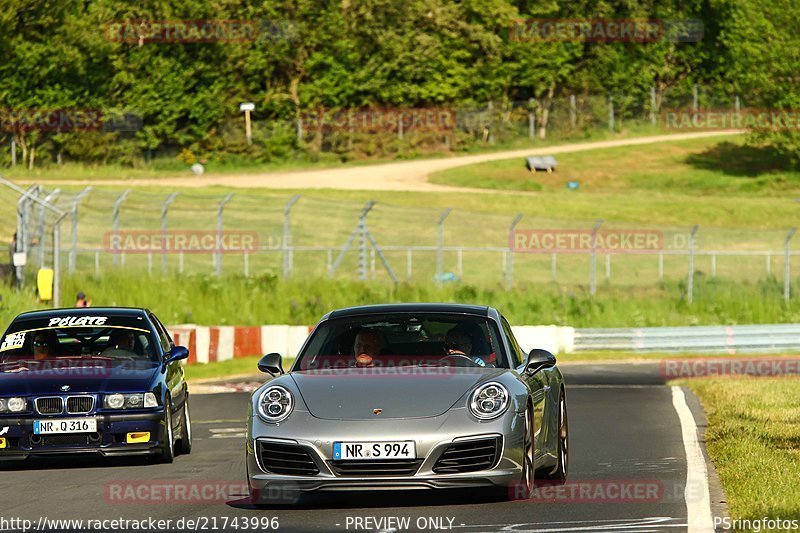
[445,325,496,367]
[353,329,384,367]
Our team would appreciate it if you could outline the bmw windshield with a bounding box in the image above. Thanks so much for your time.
[0,314,159,372]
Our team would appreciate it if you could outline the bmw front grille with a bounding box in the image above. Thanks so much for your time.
[35,397,64,415]
[66,396,94,414]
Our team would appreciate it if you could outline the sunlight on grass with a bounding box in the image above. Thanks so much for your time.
[676,378,800,523]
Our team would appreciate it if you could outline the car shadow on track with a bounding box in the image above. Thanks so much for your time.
[0,454,163,471]
[227,489,504,511]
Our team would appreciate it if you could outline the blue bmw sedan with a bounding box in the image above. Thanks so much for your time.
[0,307,191,463]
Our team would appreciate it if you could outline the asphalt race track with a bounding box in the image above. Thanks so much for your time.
[1,363,719,533]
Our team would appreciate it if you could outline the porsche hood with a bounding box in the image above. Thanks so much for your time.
[290,367,506,420]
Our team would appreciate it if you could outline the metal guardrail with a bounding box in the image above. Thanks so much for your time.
[573,324,800,353]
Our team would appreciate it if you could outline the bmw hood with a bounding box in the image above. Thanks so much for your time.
[0,359,160,395]
[290,367,506,420]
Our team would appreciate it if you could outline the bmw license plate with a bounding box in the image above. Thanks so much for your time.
[333,441,416,460]
[33,418,97,434]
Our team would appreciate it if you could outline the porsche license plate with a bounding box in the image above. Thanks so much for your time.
[333,441,416,460]
[33,418,97,434]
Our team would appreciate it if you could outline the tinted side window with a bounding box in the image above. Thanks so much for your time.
[150,314,172,353]
[501,317,523,368]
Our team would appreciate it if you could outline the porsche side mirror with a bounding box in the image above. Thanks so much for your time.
[525,349,556,375]
[258,353,284,375]
[166,345,189,363]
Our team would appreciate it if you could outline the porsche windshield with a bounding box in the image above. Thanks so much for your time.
[0,321,159,366]
[295,313,507,370]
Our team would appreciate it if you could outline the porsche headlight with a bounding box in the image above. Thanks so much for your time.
[257,386,293,423]
[104,393,158,409]
[469,382,509,420]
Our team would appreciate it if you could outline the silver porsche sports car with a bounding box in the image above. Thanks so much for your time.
[246,303,568,503]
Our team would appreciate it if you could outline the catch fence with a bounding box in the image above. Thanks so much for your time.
[2,182,800,307]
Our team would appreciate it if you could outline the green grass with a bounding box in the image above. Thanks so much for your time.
[0,123,667,181]
[559,351,800,362]
[4,273,800,329]
[183,355,296,381]
[676,377,800,526]
[183,355,263,381]
[430,136,800,196]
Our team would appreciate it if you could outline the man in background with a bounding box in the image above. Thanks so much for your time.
[76,291,91,307]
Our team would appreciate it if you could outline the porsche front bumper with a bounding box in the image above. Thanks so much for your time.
[246,406,526,500]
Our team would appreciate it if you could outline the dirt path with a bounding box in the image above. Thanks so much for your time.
[42,130,741,192]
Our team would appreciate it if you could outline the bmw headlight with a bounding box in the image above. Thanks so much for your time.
[257,386,293,423]
[0,397,27,413]
[469,382,510,420]
[104,393,159,409]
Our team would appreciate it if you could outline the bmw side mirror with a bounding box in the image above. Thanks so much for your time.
[166,346,189,363]
[525,349,556,375]
[258,353,284,375]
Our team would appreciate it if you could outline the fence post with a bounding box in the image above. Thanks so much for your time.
[551,253,557,282]
[282,194,300,278]
[160,193,178,275]
[11,139,16,166]
[605,254,611,280]
[528,98,535,140]
[650,86,657,125]
[735,95,741,112]
[658,253,664,282]
[692,84,699,112]
[38,189,60,268]
[51,211,69,308]
[687,225,699,304]
[608,96,614,131]
[590,219,604,295]
[766,254,771,275]
[406,249,412,280]
[53,223,61,306]
[215,193,234,276]
[711,255,716,277]
[16,185,39,287]
[68,186,92,274]
[785,228,797,303]
[436,208,452,286]
[296,117,303,145]
[358,201,376,280]
[569,94,576,128]
[111,189,130,267]
[506,214,523,289]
